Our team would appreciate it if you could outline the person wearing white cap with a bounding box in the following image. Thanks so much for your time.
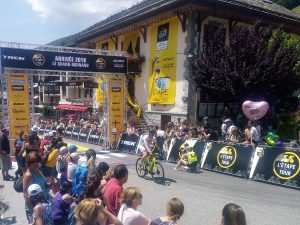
[27,184,53,225]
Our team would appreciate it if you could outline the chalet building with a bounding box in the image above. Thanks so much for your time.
[52,0,300,128]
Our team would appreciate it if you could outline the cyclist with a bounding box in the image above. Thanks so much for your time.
[137,129,157,162]
[173,143,198,171]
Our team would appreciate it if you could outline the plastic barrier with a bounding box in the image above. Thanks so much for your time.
[71,127,80,140]
[64,127,73,138]
[166,138,185,162]
[201,142,254,178]
[79,128,90,142]
[38,125,45,135]
[50,126,57,135]
[88,129,101,145]
[117,133,139,154]
[249,146,300,189]
[44,126,51,133]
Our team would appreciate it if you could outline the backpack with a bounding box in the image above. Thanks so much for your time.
[56,156,66,173]
[72,165,89,197]
[13,176,23,193]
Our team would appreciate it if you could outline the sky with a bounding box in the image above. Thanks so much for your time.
[0,0,141,45]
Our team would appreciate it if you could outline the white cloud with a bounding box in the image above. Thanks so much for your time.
[26,0,141,23]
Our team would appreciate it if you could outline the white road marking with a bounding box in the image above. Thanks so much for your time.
[109,153,126,158]
[96,155,111,159]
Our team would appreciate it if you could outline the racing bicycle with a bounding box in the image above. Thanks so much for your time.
[136,147,165,184]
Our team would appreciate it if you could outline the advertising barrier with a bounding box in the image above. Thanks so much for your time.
[79,128,90,142]
[249,146,300,189]
[64,127,73,138]
[71,127,80,140]
[50,126,57,135]
[117,133,139,154]
[38,125,45,135]
[88,129,101,145]
[201,142,254,178]
[166,138,185,162]
[44,126,51,133]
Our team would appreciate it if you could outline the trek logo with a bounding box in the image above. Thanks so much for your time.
[120,140,136,146]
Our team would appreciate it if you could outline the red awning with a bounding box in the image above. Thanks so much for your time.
[55,104,88,112]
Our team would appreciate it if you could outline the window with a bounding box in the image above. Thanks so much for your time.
[102,42,108,50]
[203,21,225,49]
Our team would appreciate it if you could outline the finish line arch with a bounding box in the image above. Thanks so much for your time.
[0,42,128,149]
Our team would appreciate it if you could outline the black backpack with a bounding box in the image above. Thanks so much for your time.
[13,176,23,193]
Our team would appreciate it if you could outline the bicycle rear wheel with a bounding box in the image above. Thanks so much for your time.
[151,162,165,184]
[136,158,146,177]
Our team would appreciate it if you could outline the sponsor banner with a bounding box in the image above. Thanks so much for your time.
[39,125,45,135]
[7,74,30,138]
[117,133,139,153]
[79,128,90,142]
[108,77,125,146]
[39,81,81,86]
[166,139,205,162]
[50,126,57,135]
[250,146,300,188]
[166,138,185,162]
[148,17,177,104]
[96,78,108,104]
[44,126,51,133]
[122,31,140,53]
[71,127,80,140]
[83,82,98,89]
[201,142,253,178]
[88,129,101,145]
[0,47,127,73]
[64,127,73,138]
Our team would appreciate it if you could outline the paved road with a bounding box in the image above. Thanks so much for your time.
[1,140,300,225]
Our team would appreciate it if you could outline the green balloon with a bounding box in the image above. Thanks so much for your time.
[267,132,279,141]
[266,137,276,146]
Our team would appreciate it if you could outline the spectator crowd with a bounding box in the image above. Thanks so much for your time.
[0,126,247,225]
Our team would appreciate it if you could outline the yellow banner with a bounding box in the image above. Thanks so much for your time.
[122,31,139,54]
[7,74,30,138]
[148,17,178,104]
[109,77,125,146]
[96,78,107,104]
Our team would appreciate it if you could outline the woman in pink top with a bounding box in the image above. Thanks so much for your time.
[117,187,150,225]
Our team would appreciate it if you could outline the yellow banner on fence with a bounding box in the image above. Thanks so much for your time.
[7,74,30,138]
[96,78,107,104]
[148,17,178,104]
[109,77,125,146]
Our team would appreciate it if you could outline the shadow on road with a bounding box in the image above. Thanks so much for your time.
[0,216,17,225]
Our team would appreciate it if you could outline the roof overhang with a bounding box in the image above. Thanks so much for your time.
[76,0,300,43]
[54,104,88,112]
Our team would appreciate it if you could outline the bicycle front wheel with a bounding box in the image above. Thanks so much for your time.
[136,158,146,177]
[151,162,165,184]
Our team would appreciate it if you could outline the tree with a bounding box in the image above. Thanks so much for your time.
[189,22,300,131]
[274,0,300,10]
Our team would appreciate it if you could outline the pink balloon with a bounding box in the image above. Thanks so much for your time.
[242,100,269,120]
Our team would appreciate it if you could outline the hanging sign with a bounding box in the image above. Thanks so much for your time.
[108,77,125,146]
[148,18,178,104]
[0,47,127,73]
[7,74,30,138]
